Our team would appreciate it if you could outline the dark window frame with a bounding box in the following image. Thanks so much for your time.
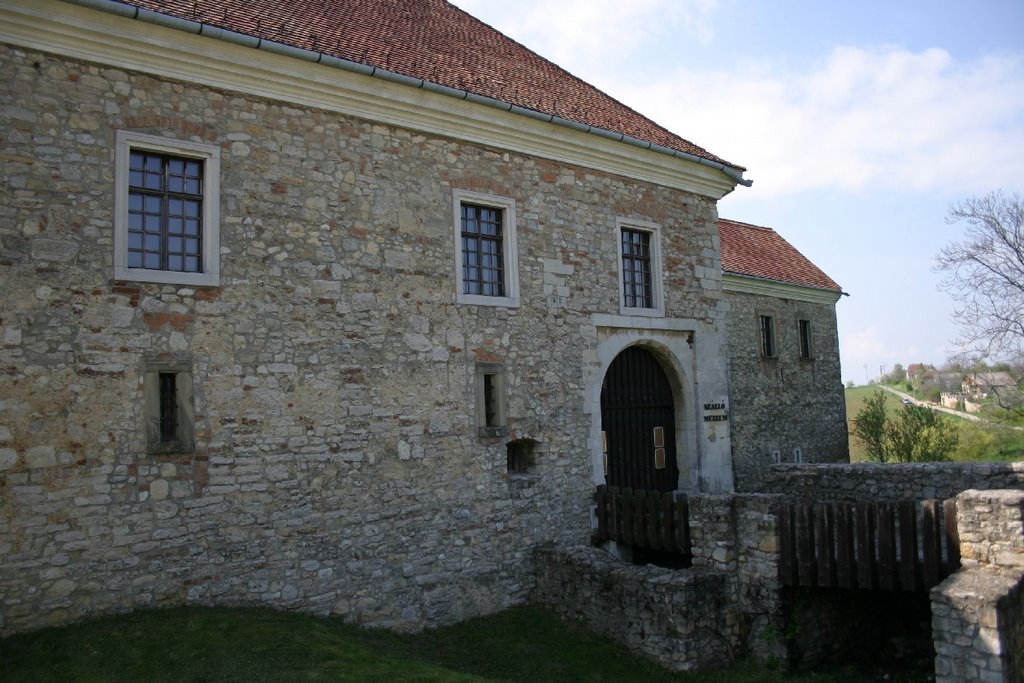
[621,228,654,309]
[127,150,205,274]
[460,202,505,298]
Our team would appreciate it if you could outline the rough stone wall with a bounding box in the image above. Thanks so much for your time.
[724,291,847,491]
[0,44,727,634]
[533,494,785,671]
[765,462,1024,503]
[532,544,738,671]
[932,489,1024,683]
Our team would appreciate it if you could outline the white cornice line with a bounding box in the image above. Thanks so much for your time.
[1,0,739,199]
[721,273,843,304]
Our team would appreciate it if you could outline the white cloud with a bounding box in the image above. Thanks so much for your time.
[842,325,892,369]
[454,2,1024,199]
[617,46,1024,197]
[453,0,718,81]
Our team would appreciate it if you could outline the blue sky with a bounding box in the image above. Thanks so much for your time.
[453,0,1024,384]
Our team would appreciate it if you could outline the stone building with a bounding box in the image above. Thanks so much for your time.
[0,0,761,634]
[720,218,847,491]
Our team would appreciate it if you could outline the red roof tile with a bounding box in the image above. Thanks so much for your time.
[719,218,842,292]
[109,0,740,169]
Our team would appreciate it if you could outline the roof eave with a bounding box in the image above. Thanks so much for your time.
[722,272,845,304]
[59,0,749,190]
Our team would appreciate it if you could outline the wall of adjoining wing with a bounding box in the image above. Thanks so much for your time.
[724,288,849,491]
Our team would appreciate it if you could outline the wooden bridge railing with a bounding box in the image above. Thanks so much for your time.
[778,499,960,592]
[592,485,691,560]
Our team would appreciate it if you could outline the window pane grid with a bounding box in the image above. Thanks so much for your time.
[621,228,653,308]
[461,203,504,297]
[127,150,203,273]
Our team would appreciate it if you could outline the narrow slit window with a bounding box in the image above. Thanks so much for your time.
[158,372,178,443]
[144,361,194,454]
[759,315,776,358]
[475,364,507,437]
[483,373,499,427]
[798,319,813,359]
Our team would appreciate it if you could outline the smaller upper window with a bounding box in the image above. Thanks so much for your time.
[115,131,221,286]
[759,314,776,358]
[616,219,664,317]
[453,190,519,307]
[798,319,813,359]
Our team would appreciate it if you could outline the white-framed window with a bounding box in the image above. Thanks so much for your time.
[114,131,221,286]
[615,218,664,317]
[453,189,520,307]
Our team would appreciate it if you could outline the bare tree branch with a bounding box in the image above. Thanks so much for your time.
[934,191,1024,417]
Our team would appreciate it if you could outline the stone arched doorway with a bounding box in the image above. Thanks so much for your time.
[600,346,679,492]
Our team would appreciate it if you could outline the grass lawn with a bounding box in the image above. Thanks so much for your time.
[0,605,925,682]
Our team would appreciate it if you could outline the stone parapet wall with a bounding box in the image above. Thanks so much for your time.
[932,489,1024,683]
[532,544,740,671]
[534,493,785,671]
[765,462,1024,503]
[957,489,1024,571]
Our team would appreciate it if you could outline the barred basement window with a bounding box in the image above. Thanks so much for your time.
[475,363,507,437]
[158,372,178,443]
[759,314,776,358]
[506,439,537,474]
[144,360,194,454]
[798,319,813,359]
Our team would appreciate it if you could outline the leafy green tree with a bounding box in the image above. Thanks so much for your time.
[884,404,959,463]
[852,390,888,462]
[852,390,959,463]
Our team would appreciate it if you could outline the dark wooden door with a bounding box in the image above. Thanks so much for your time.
[600,346,678,492]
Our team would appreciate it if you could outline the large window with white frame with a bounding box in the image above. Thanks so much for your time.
[114,131,221,287]
[616,218,664,317]
[452,189,520,307]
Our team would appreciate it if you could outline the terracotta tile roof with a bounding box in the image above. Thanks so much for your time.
[108,0,740,170]
[719,218,842,292]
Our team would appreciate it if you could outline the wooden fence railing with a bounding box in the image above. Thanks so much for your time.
[592,485,691,560]
[778,499,960,592]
